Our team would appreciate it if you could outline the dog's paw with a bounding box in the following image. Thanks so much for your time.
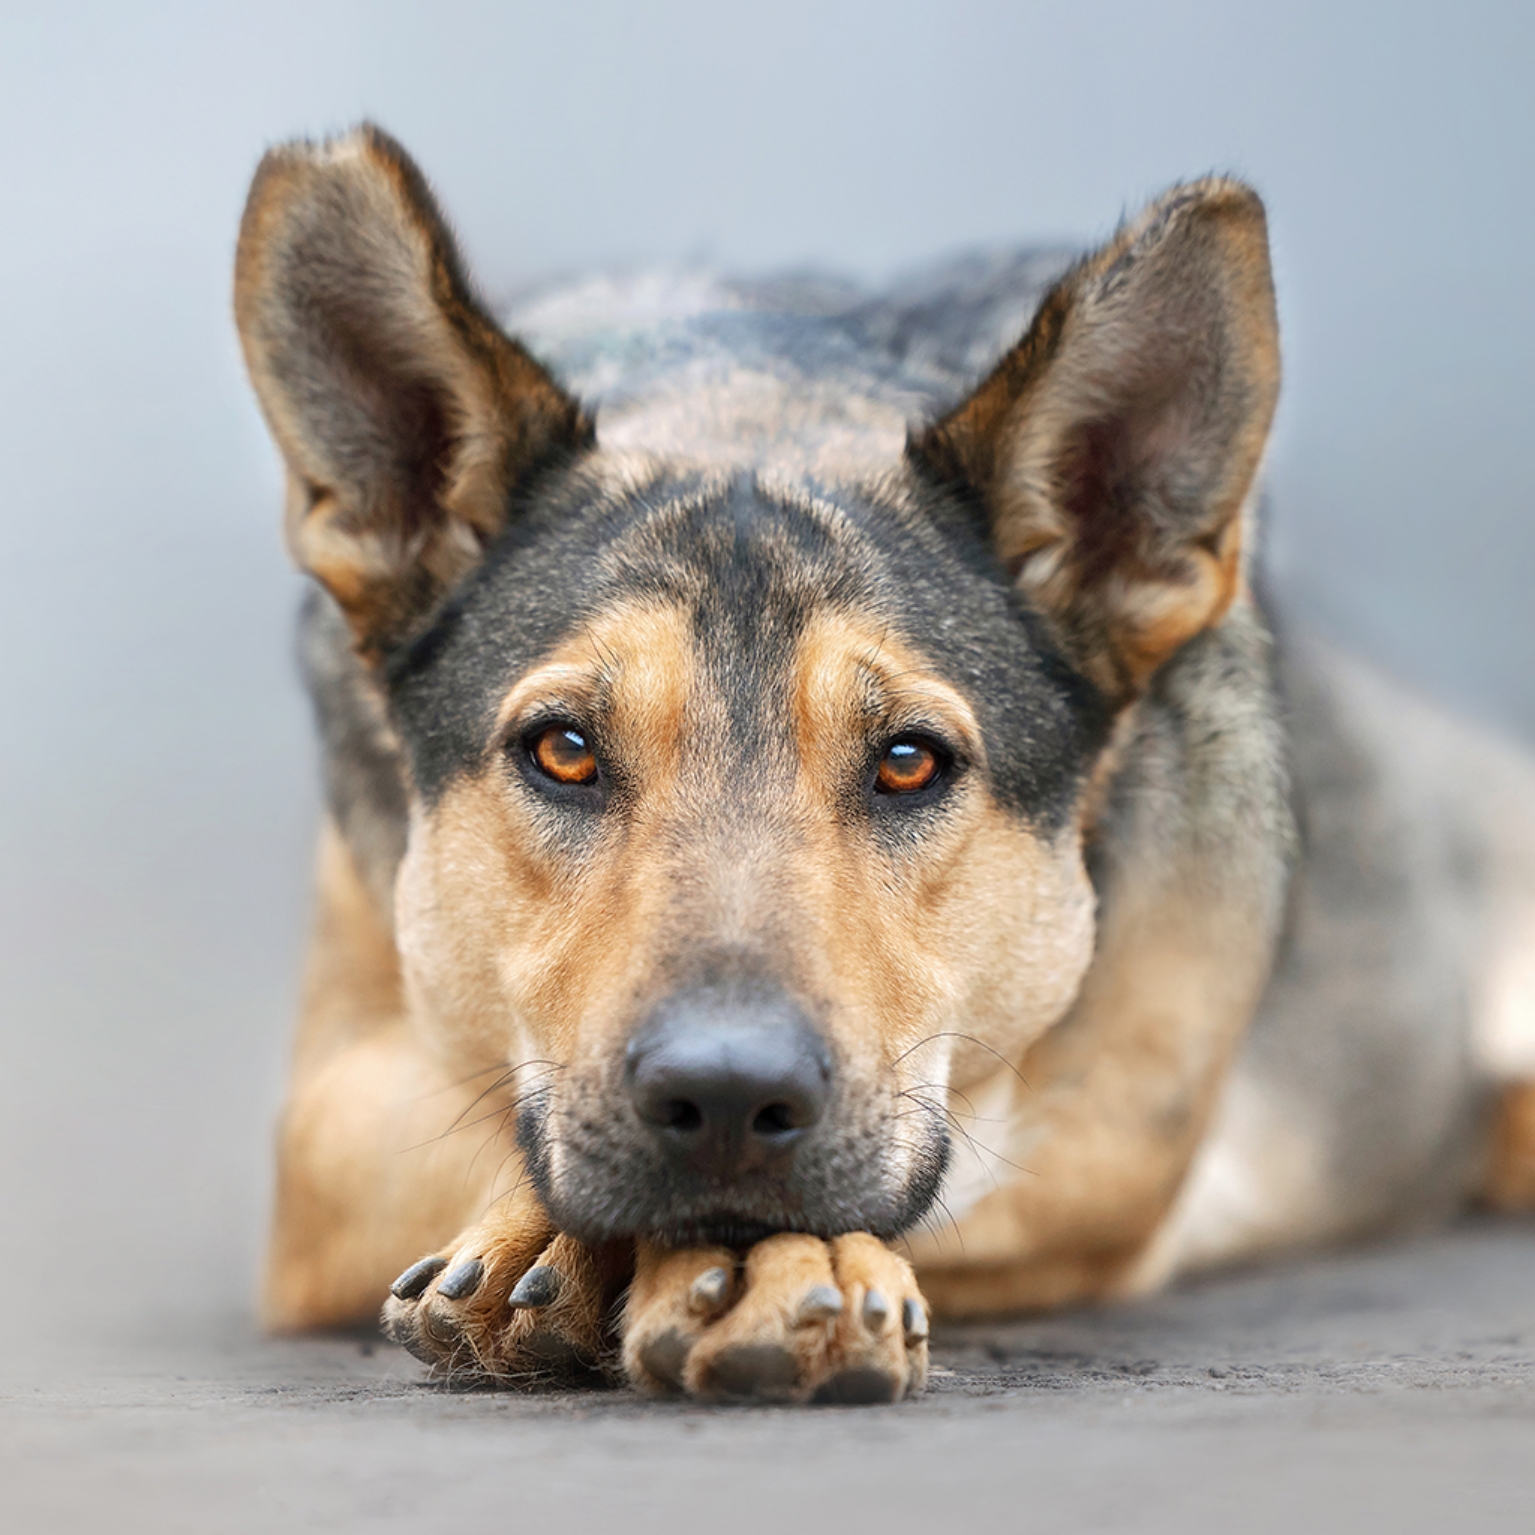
[622,1232,928,1404]
[381,1217,626,1385]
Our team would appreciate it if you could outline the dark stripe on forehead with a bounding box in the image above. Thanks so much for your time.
[829,478,1112,826]
[385,462,1106,822]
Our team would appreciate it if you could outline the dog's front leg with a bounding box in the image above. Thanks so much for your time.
[621,1234,928,1403]
[381,1190,632,1384]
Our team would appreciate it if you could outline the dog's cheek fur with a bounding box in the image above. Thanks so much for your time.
[785,611,1098,1105]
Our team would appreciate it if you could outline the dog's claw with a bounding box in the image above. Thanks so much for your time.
[389,1255,448,1301]
[507,1264,562,1309]
[901,1296,928,1344]
[687,1266,731,1316]
[436,1257,484,1301]
[861,1288,890,1332]
[796,1284,844,1325]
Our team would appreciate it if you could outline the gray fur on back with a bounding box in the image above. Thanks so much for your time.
[503,249,1076,420]
[1162,628,1535,1274]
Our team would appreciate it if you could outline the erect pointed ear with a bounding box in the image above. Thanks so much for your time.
[235,124,592,659]
[911,178,1280,701]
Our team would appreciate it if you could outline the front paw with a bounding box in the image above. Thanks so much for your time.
[382,1214,628,1384]
[622,1232,928,1404]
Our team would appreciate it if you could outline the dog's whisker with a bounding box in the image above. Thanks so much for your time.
[897,1089,1025,1178]
[899,1079,1009,1126]
[398,1076,560,1155]
[404,1058,518,1104]
[463,1107,518,1187]
[890,1031,1030,1088]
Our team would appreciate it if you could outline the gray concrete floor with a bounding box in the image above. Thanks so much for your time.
[5,1220,1531,1534]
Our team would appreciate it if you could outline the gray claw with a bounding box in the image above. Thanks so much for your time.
[796,1284,844,1325]
[901,1296,929,1344]
[436,1257,484,1301]
[389,1255,448,1301]
[507,1264,563,1309]
[861,1288,891,1332]
[687,1266,731,1316]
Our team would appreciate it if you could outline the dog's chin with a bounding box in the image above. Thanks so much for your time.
[534,1145,953,1252]
[519,1092,952,1249]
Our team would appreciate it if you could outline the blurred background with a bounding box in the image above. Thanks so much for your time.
[1,0,1531,1353]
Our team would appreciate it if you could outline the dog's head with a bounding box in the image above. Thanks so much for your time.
[236,127,1278,1247]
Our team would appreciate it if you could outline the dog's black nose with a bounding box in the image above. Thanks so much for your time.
[625,982,830,1179]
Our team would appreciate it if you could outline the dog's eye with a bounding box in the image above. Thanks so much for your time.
[529,725,598,786]
[876,736,946,795]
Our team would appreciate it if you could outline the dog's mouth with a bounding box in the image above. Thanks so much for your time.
[518,1087,951,1249]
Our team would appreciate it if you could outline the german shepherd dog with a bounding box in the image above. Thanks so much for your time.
[236,126,1535,1404]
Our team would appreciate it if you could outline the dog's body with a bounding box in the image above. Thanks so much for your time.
[239,128,1535,1403]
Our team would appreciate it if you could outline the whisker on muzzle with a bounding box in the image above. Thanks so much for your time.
[895,1089,1027,1182]
[890,1032,1031,1089]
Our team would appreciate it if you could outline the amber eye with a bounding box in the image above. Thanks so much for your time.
[529,725,598,785]
[875,736,945,795]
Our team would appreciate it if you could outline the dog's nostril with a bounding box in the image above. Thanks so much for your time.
[752,1101,799,1137]
[663,1099,703,1133]
[625,982,830,1174]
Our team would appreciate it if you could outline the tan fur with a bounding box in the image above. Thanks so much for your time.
[264,823,512,1328]
[1481,1083,1535,1212]
[623,1233,927,1401]
[905,796,1284,1313]
[395,588,1096,1198]
[788,604,1097,1093]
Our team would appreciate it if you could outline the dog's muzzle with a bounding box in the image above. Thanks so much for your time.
[521,973,949,1248]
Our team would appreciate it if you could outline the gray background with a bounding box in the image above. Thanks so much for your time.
[0,5,1531,1513]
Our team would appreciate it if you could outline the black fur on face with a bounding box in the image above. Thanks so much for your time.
[383,464,1109,829]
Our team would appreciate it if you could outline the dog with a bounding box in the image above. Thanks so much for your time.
[235,125,1535,1404]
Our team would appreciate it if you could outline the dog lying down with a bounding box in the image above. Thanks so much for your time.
[235,125,1535,1404]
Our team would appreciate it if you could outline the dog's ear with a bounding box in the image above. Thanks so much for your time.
[912,179,1279,701]
[235,125,591,659]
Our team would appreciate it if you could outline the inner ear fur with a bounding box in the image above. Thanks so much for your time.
[913,178,1280,701]
[235,124,592,658]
